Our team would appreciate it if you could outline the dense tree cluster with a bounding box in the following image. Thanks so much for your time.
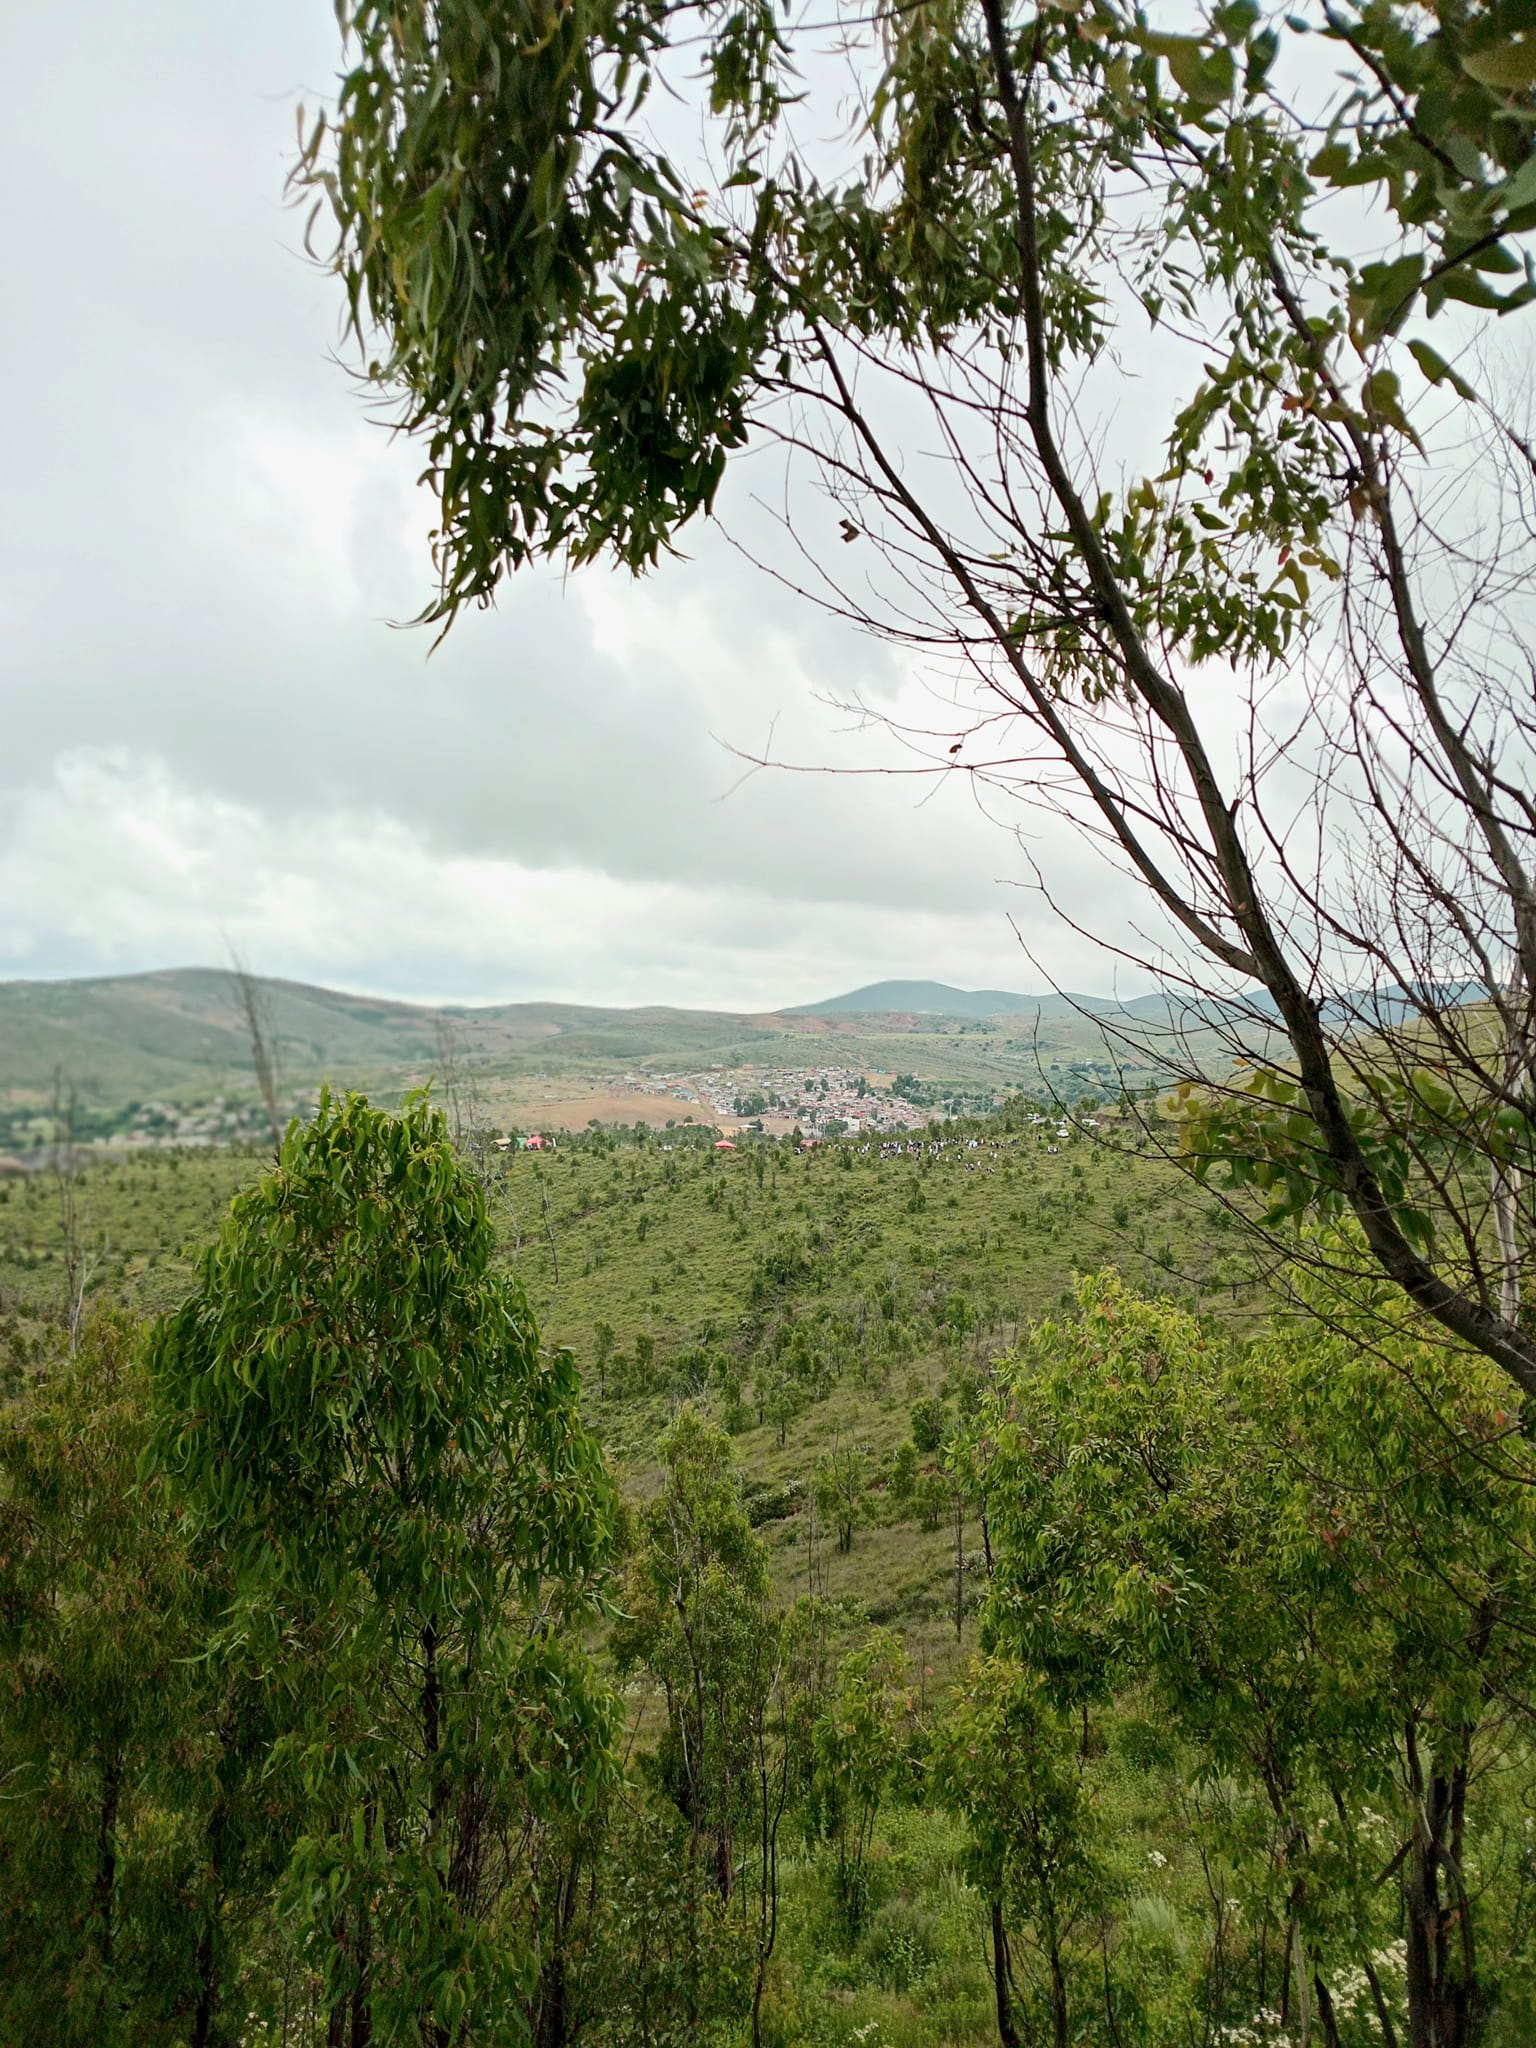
[6,1094,1536,2042]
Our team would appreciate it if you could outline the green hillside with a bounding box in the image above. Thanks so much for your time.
[6,1105,1533,2047]
[0,969,1267,1140]
[0,968,440,1106]
[0,1102,1251,1683]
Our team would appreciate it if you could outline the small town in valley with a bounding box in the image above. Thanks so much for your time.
[624,1062,944,1137]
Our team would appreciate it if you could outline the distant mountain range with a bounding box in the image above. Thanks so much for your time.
[782,979,1202,1022]
[0,967,1480,1137]
[784,979,1039,1017]
[0,966,1276,1112]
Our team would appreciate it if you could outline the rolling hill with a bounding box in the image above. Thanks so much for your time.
[778,977,1228,1021]
[0,969,793,1107]
[0,966,1264,1122]
[781,979,1045,1017]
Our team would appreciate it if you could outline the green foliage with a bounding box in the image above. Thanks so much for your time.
[889,1438,920,1502]
[0,1315,190,2044]
[0,1312,287,2046]
[528,1792,753,2047]
[299,1,1536,658]
[1177,1059,1493,1251]
[932,1657,1113,2048]
[21,1084,1536,2040]
[612,1405,775,1898]
[978,1268,1536,2041]
[295,0,772,599]
[909,1394,946,1454]
[145,1090,619,2045]
[813,1630,913,1936]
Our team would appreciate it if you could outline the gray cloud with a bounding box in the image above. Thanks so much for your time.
[0,0,1154,1007]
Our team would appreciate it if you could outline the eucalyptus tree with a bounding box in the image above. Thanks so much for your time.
[146,1090,619,2047]
[299,1,1536,1396]
[932,1659,1112,2048]
[980,1269,1536,2045]
[810,1627,913,1937]
[610,1404,773,1904]
[0,1312,266,2048]
[811,1430,866,1553]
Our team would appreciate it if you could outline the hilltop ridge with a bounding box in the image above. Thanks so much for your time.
[0,966,1258,1127]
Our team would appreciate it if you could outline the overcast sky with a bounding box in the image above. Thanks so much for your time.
[0,1,1164,1012]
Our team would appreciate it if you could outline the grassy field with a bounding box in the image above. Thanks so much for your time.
[0,1102,1264,1686]
[19,1104,1522,2048]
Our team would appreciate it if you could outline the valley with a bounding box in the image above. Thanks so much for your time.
[0,966,1270,1157]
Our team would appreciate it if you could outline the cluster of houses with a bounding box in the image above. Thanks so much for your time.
[622,1063,938,1137]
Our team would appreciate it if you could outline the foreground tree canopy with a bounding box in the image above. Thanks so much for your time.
[11,1195,1536,2041]
[154,1091,620,2042]
[299,2,1536,1398]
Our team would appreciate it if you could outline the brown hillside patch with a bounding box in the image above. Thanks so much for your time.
[489,1080,712,1131]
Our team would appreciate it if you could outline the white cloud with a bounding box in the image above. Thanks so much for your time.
[0,751,1123,1008]
[0,0,1167,1012]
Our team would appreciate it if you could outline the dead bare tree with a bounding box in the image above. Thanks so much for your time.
[228,952,284,1154]
[51,1070,97,1353]
[433,1015,488,1159]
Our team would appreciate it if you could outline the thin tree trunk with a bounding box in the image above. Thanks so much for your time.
[536,1862,574,2048]
[422,1617,444,1825]
[1102,1935,1127,2048]
[191,1785,229,2048]
[229,954,284,1152]
[1282,1894,1312,2045]
[1048,1936,1068,2048]
[1404,1719,1438,2048]
[1364,1958,1401,2048]
[954,1494,965,1641]
[1493,1157,1522,1324]
[1313,1972,1342,2048]
[350,1801,375,2048]
[990,1895,1021,2048]
[1445,1742,1479,2048]
[327,1923,349,2048]
[192,1921,219,2048]
[92,1745,123,1972]
[751,1728,786,2048]
[350,1900,372,2048]
[1494,969,1529,1322]
[419,1623,447,2048]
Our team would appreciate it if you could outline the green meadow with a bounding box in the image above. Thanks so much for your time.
[10,1107,1532,2047]
[0,1106,1256,1706]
